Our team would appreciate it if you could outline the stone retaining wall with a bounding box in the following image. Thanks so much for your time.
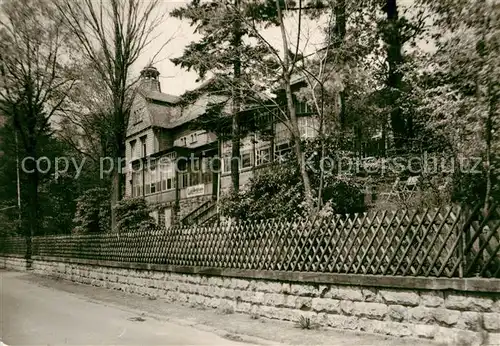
[1,256,499,346]
[1,256,27,272]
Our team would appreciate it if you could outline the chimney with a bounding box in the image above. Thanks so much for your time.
[139,64,161,92]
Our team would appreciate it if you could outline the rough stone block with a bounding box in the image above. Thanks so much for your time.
[420,291,444,308]
[379,290,420,306]
[353,302,388,320]
[282,295,296,309]
[409,306,435,324]
[446,293,495,312]
[434,327,483,346]
[247,291,265,304]
[340,300,354,315]
[362,288,378,302]
[256,305,273,319]
[484,333,500,345]
[388,305,408,322]
[164,290,181,303]
[221,288,237,299]
[208,276,224,287]
[326,314,359,330]
[483,313,500,332]
[412,323,438,339]
[235,301,252,314]
[281,283,291,295]
[433,308,461,327]
[230,279,250,290]
[176,283,190,293]
[382,321,413,337]
[332,287,364,302]
[152,272,164,280]
[162,280,177,292]
[295,297,313,311]
[186,275,201,285]
[220,278,233,288]
[194,294,206,306]
[264,293,286,307]
[459,311,484,331]
[311,298,341,314]
[493,300,500,313]
[253,281,283,294]
[290,284,318,297]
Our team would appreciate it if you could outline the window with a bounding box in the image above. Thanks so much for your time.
[202,157,213,184]
[130,140,137,159]
[223,155,231,173]
[181,172,189,188]
[275,142,292,162]
[132,171,143,197]
[256,147,271,166]
[150,165,156,194]
[294,100,313,115]
[132,108,143,125]
[190,133,198,143]
[159,162,175,191]
[140,136,147,157]
[189,158,200,186]
[275,122,291,143]
[145,169,151,194]
[299,117,318,139]
[241,151,253,169]
[180,137,187,146]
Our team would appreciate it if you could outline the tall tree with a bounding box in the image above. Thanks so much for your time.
[55,0,166,231]
[0,0,77,259]
[378,0,427,151]
[417,0,500,213]
[171,0,267,193]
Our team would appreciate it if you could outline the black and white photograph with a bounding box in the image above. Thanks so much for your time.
[0,0,499,345]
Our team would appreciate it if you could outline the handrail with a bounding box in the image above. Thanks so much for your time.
[181,198,216,225]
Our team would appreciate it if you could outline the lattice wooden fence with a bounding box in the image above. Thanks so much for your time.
[1,204,499,278]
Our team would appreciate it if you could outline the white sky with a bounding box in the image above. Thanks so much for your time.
[132,0,422,96]
[133,0,327,96]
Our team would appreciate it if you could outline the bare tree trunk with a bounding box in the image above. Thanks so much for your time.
[383,0,406,150]
[231,0,242,193]
[483,82,494,216]
[275,0,314,212]
[110,170,120,232]
[334,0,347,128]
[24,144,38,268]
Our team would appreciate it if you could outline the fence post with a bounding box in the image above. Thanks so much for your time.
[457,206,465,278]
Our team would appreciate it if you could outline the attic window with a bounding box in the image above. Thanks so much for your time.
[190,133,198,143]
[132,108,143,125]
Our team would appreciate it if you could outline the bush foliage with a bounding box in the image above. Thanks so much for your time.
[114,197,155,233]
[219,138,366,221]
[73,188,111,234]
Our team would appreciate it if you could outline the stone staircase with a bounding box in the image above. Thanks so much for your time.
[181,198,218,226]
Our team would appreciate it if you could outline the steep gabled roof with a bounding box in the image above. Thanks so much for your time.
[168,94,230,129]
[142,90,181,104]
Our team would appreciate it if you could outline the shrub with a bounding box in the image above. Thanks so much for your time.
[219,160,366,221]
[219,162,306,220]
[322,179,366,215]
[114,197,155,233]
[73,187,110,234]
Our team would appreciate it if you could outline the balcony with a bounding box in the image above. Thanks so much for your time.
[145,189,176,204]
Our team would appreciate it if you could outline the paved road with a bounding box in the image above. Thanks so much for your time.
[0,270,255,345]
